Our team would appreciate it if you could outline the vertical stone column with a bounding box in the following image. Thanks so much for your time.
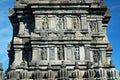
[80,46,85,61]
[66,46,73,60]
[55,47,57,60]
[34,15,42,31]
[101,50,107,65]
[14,49,23,66]
[90,50,94,62]
[47,47,49,61]
[66,16,73,30]
[64,47,67,61]
[39,48,42,60]
[97,19,102,32]
[18,21,25,35]
[84,46,90,61]
[98,50,102,66]
[81,15,87,31]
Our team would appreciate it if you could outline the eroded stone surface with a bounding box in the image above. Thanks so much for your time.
[1,0,119,80]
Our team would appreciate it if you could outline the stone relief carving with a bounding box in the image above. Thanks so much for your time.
[93,50,101,63]
[74,47,80,60]
[42,16,48,30]
[66,46,80,61]
[89,21,98,32]
[57,16,65,30]
[57,47,64,60]
[73,17,80,29]
[41,48,47,60]
[38,15,81,31]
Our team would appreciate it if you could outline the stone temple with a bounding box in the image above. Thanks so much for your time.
[0,0,120,80]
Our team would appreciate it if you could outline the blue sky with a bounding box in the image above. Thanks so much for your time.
[0,0,120,71]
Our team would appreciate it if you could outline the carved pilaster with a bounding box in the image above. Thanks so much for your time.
[57,46,65,60]
[80,46,85,61]
[81,15,88,31]
[97,19,102,32]
[101,50,107,65]
[84,46,90,61]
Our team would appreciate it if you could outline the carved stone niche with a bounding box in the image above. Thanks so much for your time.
[38,15,48,31]
[72,17,80,30]
[57,15,65,30]
[89,21,98,33]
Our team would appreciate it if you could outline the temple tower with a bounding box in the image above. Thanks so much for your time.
[4,0,120,79]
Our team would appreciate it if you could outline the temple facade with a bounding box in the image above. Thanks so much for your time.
[0,0,119,80]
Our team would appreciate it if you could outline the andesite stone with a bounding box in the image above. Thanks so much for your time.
[0,0,120,79]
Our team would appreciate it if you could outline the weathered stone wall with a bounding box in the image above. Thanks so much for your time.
[2,0,119,80]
